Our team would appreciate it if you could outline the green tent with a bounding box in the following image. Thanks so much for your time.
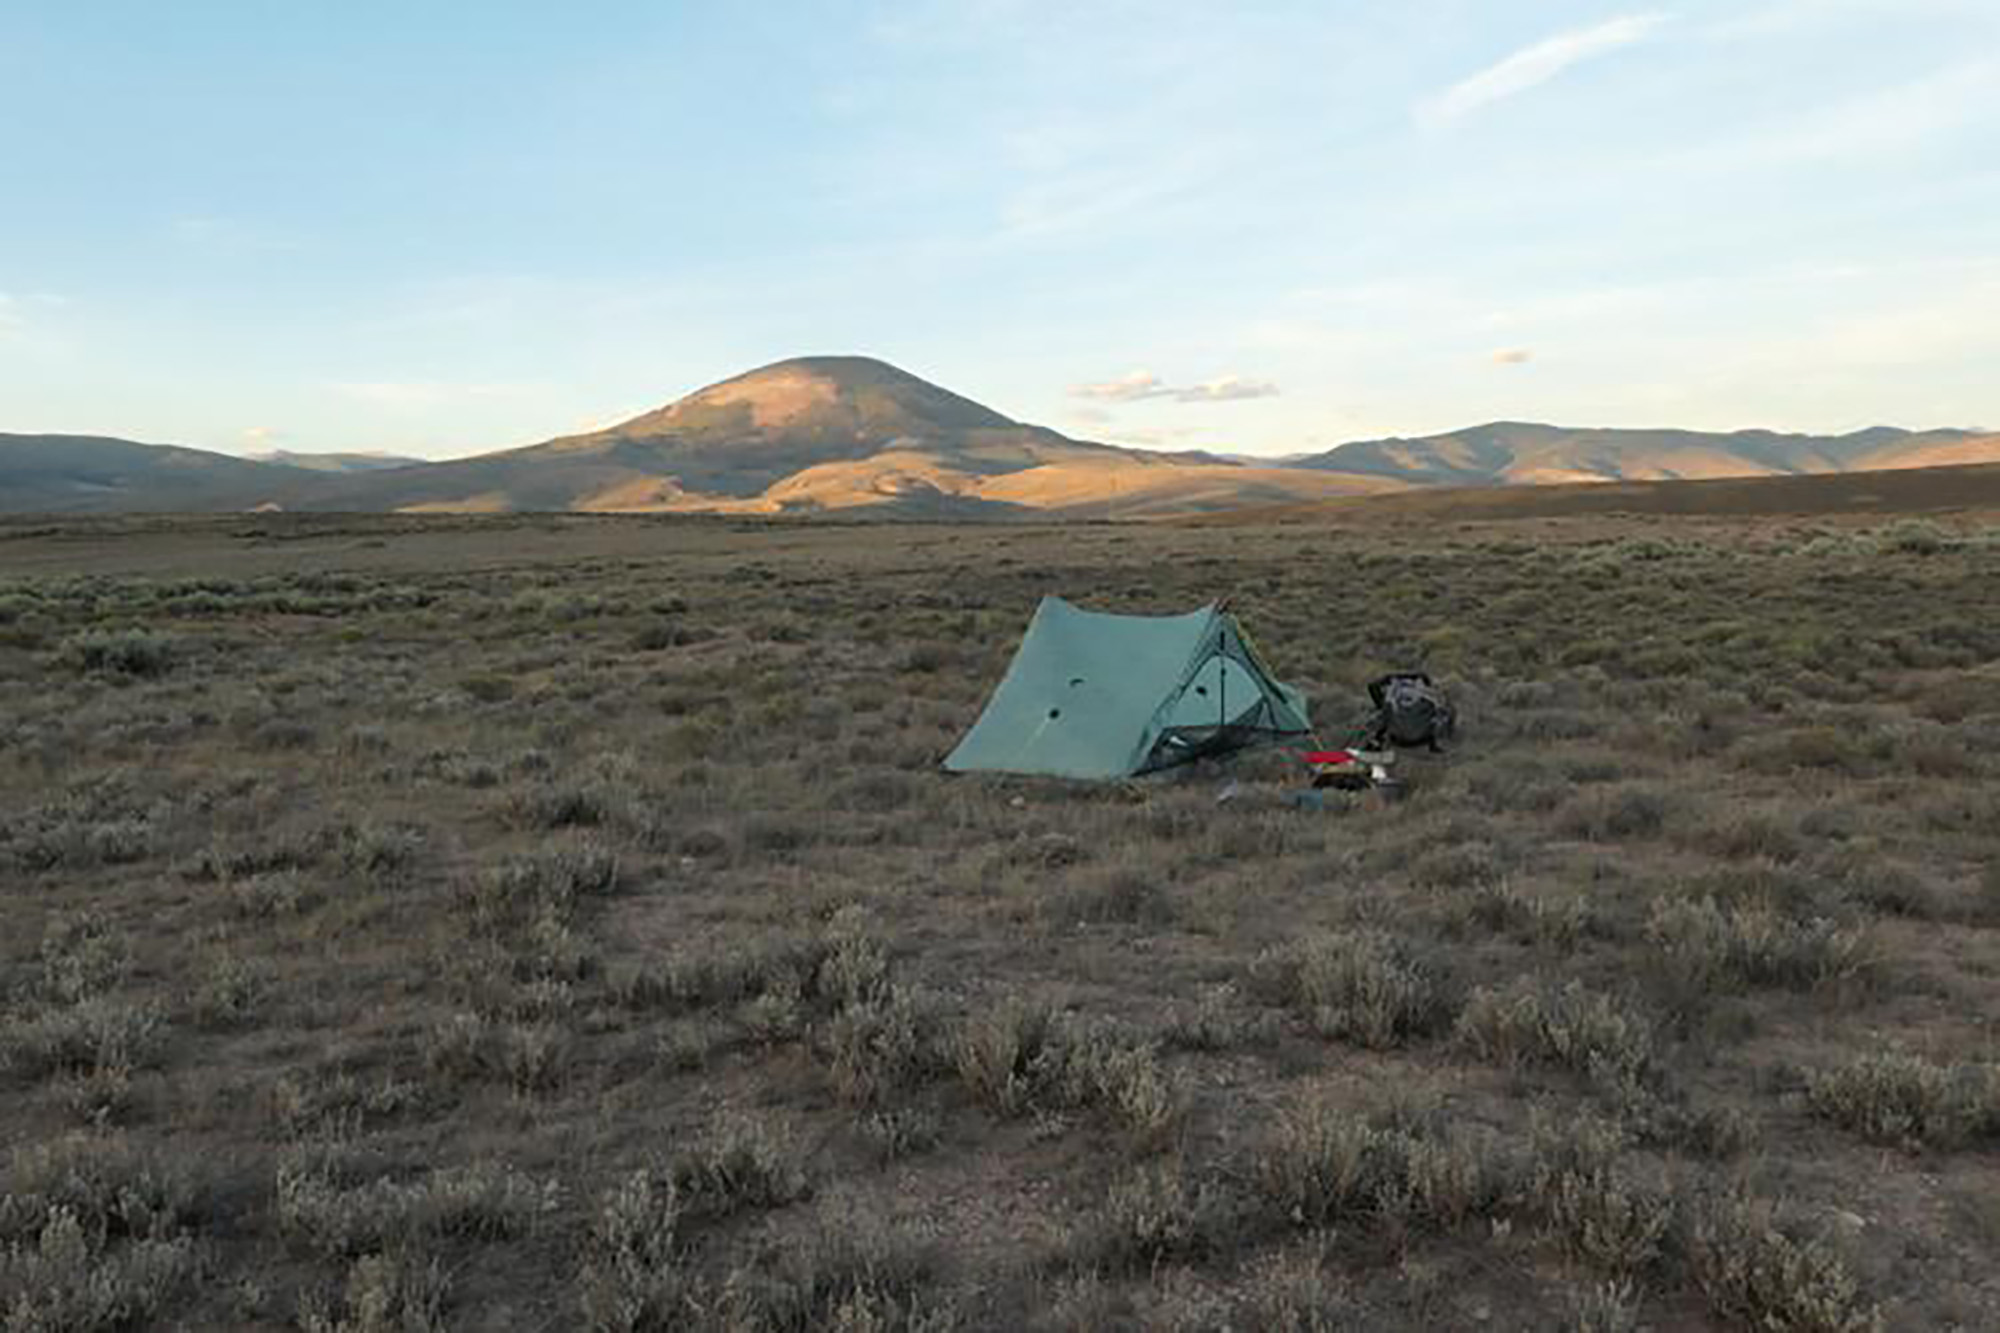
[943,596,1312,779]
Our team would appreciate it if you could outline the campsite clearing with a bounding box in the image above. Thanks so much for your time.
[2,510,1998,1330]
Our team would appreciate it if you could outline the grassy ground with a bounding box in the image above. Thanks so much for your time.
[2,510,1997,1331]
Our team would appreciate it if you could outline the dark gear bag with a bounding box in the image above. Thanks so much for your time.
[1367,672,1454,751]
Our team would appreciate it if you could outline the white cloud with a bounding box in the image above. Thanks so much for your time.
[1174,375,1279,402]
[1419,13,1671,127]
[1491,347,1535,365]
[242,425,284,445]
[1071,370,1171,401]
[1072,370,1280,403]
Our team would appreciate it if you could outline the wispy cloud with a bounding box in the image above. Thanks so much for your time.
[1108,425,1206,447]
[1072,369,1170,401]
[1491,347,1535,365]
[1071,370,1280,403]
[1419,13,1671,127]
[242,426,284,446]
[1175,375,1279,402]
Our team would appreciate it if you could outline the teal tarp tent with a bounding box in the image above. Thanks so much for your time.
[943,597,1311,779]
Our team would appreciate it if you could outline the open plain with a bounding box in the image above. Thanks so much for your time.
[3,505,1999,1330]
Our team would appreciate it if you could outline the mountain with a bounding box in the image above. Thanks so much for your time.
[287,356,1114,513]
[3,360,1995,519]
[0,433,311,513]
[1198,459,2000,527]
[1292,422,1993,486]
[283,355,1387,516]
[249,450,425,473]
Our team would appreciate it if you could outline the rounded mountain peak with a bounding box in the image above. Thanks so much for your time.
[607,355,1018,440]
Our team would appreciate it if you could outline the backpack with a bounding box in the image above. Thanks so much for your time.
[1367,672,1454,751]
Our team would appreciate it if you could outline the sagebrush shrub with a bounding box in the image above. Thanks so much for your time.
[226,870,316,919]
[949,1001,1181,1138]
[1040,865,1174,926]
[462,840,617,935]
[859,1106,943,1163]
[820,983,948,1106]
[1685,1193,1880,1333]
[717,1221,955,1333]
[65,629,174,677]
[612,935,827,1012]
[420,1011,492,1083]
[1456,980,1656,1087]
[1234,1248,1359,1332]
[0,1133,193,1242]
[299,1251,450,1333]
[192,950,271,1027]
[1566,1279,1642,1333]
[1410,841,1505,890]
[1555,787,1671,842]
[1461,882,1593,951]
[498,1022,570,1093]
[1260,1098,1513,1236]
[1876,518,1953,555]
[1736,726,1873,775]
[577,1169,688,1333]
[186,830,326,882]
[336,821,424,887]
[2,998,166,1082]
[276,1148,553,1258]
[507,780,617,830]
[1645,896,1869,992]
[1078,1160,1222,1271]
[1164,983,1266,1052]
[1539,1163,1670,1277]
[271,1068,423,1140]
[1805,1051,1998,1149]
[0,1207,194,1333]
[1251,930,1447,1049]
[669,1118,810,1220]
[37,911,126,1005]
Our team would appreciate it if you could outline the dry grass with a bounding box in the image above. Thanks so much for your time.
[1,509,1996,1327]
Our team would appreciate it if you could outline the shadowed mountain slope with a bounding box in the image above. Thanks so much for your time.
[250,450,426,473]
[0,434,312,513]
[1195,458,2000,525]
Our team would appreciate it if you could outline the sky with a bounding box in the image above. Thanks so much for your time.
[2,0,1996,460]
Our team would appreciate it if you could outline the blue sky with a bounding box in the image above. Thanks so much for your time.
[3,0,1995,459]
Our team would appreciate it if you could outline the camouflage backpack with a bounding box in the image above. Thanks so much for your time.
[1366,672,1454,751]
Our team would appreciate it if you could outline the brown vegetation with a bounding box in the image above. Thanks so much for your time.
[1,508,1997,1327]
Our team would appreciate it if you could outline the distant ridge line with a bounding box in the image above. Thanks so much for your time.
[1,355,1995,517]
